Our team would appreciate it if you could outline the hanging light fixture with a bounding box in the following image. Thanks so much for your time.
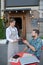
[30,10,32,14]
[16,11,18,13]
[22,10,24,13]
[30,10,34,18]
[9,11,11,13]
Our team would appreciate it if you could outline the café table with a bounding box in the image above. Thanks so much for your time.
[10,52,39,65]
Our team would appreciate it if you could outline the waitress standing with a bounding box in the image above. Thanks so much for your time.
[6,18,19,65]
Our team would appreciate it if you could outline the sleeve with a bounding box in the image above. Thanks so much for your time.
[29,38,33,44]
[6,28,14,42]
[34,39,42,51]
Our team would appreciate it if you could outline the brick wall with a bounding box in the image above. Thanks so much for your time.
[26,10,39,40]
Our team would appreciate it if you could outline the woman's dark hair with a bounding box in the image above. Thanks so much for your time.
[33,29,40,35]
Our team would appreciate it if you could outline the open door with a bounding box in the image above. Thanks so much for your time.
[14,17,26,39]
[15,17,22,37]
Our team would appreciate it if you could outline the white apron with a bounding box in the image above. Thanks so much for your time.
[8,27,19,65]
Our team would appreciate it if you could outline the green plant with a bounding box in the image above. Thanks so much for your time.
[40,36,43,39]
[0,19,6,39]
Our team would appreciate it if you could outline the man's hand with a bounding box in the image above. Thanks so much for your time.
[23,40,29,45]
[23,40,30,48]
[23,40,36,51]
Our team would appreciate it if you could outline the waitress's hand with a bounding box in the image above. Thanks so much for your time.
[13,39,18,43]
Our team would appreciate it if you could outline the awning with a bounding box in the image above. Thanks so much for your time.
[3,6,39,11]
[5,7,31,11]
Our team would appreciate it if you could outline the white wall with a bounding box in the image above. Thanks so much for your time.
[1,0,4,19]
[39,0,43,18]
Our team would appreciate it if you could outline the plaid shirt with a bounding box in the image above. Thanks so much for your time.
[27,37,42,58]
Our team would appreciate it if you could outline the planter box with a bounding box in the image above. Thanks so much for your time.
[0,39,8,65]
[0,39,6,44]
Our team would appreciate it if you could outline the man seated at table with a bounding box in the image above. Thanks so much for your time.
[23,29,42,60]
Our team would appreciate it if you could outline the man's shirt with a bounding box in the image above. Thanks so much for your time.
[27,37,42,58]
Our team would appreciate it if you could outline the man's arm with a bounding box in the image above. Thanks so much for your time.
[23,40,36,51]
[23,47,28,52]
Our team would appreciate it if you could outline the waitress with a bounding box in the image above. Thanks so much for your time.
[6,18,19,65]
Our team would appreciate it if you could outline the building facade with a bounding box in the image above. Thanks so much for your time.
[39,0,43,37]
[39,0,43,18]
[0,0,43,39]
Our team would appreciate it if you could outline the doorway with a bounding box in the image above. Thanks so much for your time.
[15,17,22,37]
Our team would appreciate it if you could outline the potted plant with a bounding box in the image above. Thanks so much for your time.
[40,36,43,41]
[0,19,6,44]
[40,36,43,48]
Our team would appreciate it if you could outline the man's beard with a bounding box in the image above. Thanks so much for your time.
[32,36,35,38]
